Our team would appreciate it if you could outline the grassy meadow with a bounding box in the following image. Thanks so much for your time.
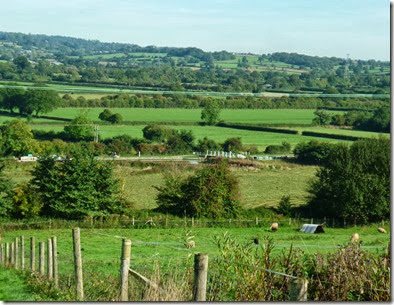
[43,108,318,124]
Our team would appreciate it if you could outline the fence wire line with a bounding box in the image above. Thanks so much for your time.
[213,257,298,279]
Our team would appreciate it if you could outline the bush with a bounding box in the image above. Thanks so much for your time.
[293,140,334,165]
[264,141,291,154]
[276,195,293,216]
[222,137,243,153]
[155,159,242,218]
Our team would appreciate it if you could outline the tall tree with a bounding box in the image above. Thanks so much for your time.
[30,148,123,219]
[304,137,390,224]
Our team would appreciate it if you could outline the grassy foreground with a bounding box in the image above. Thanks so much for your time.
[0,224,389,301]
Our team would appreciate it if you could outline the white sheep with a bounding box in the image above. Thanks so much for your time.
[351,233,359,243]
[378,227,387,234]
[185,240,195,248]
[270,222,279,231]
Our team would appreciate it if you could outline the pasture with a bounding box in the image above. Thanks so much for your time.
[45,108,318,124]
[0,225,389,279]
[2,160,317,210]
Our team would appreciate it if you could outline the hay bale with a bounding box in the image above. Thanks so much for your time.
[270,222,278,231]
[185,240,195,248]
[378,227,387,234]
[351,233,359,243]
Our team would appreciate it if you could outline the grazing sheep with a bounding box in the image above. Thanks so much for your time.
[378,227,387,234]
[351,233,359,243]
[270,222,279,231]
[185,240,195,249]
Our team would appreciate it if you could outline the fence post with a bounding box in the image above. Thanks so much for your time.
[10,241,14,266]
[119,239,131,301]
[193,253,209,301]
[72,227,84,300]
[52,236,58,288]
[5,243,9,266]
[165,215,168,227]
[289,278,308,301]
[0,243,3,266]
[255,217,259,226]
[192,217,194,227]
[30,237,36,271]
[39,242,45,276]
[47,238,53,280]
[14,237,19,269]
[21,236,25,270]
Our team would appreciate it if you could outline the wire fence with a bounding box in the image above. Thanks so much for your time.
[0,215,388,231]
[0,227,390,301]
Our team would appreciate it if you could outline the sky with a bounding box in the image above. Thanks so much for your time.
[0,0,390,60]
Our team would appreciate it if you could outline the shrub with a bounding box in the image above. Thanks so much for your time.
[107,113,123,124]
[293,140,334,165]
[155,159,242,218]
[98,109,112,121]
[222,137,243,153]
[264,141,291,154]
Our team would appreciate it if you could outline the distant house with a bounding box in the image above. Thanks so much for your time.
[262,84,272,89]
[46,59,63,65]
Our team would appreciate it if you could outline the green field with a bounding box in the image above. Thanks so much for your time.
[3,160,317,210]
[45,108,318,124]
[0,225,389,281]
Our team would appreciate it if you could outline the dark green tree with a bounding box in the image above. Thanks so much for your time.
[30,148,124,219]
[24,89,62,116]
[304,137,390,224]
[98,109,112,121]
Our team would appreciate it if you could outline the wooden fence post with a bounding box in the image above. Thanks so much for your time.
[119,239,131,301]
[5,243,9,266]
[52,236,58,288]
[255,217,259,226]
[192,217,194,227]
[193,253,209,301]
[47,238,53,280]
[21,236,25,270]
[14,237,19,269]
[72,227,84,300]
[39,242,45,276]
[30,237,36,271]
[10,241,14,266]
[290,278,308,301]
[0,243,3,266]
